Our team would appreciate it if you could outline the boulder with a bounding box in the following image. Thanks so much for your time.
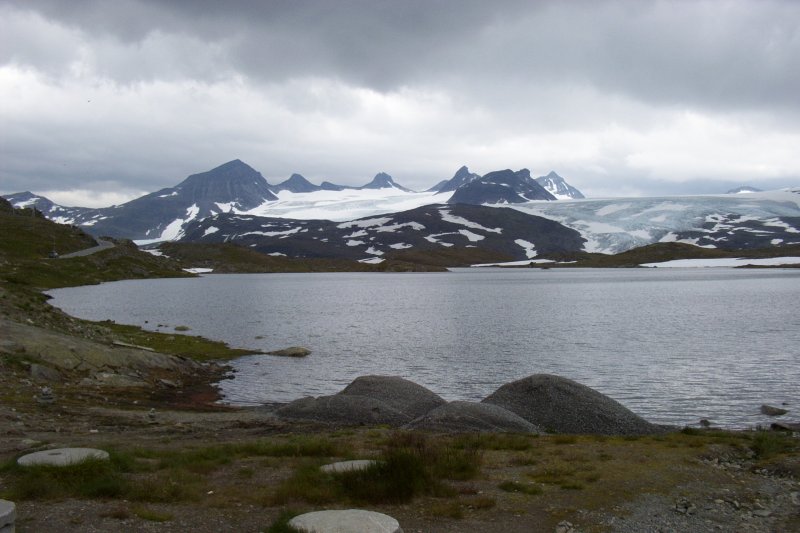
[320,460,378,474]
[29,363,62,383]
[482,374,661,435]
[760,404,788,416]
[268,346,311,357]
[289,509,402,533]
[18,447,109,467]
[0,499,14,533]
[339,375,446,419]
[275,394,411,426]
[406,401,541,433]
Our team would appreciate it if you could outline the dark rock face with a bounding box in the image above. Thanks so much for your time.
[179,203,586,261]
[672,214,800,250]
[0,197,13,213]
[319,181,347,191]
[406,401,541,433]
[482,374,661,435]
[340,375,446,420]
[433,166,481,194]
[275,394,412,426]
[448,169,556,205]
[360,172,413,192]
[175,159,277,208]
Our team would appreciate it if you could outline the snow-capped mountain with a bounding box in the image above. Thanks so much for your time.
[448,169,557,204]
[4,159,798,256]
[5,159,278,241]
[178,203,585,263]
[2,191,95,224]
[536,171,585,199]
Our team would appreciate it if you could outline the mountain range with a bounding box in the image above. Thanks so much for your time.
[3,160,582,242]
[5,160,800,262]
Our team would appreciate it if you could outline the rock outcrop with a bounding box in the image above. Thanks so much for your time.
[406,401,541,433]
[275,394,412,427]
[482,374,661,435]
[339,375,446,419]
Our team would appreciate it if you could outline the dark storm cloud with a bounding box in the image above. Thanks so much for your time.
[9,0,800,111]
[1,0,799,202]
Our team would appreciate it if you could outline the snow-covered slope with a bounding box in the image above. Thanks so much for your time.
[510,189,800,254]
[244,188,450,221]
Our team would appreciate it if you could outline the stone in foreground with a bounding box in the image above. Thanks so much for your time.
[17,448,110,467]
[406,401,541,433]
[321,459,378,474]
[289,509,402,533]
[483,374,661,435]
[0,499,15,533]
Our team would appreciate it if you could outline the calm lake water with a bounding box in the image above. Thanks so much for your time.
[47,268,800,429]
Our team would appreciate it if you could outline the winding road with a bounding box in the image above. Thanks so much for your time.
[58,238,115,258]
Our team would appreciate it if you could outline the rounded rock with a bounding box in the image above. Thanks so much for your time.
[339,375,446,419]
[406,401,541,433]
[17,447,110,467]
[320,460,378,474]
[0,499,15,532]
[288,509,402,533]
[483,374,661,435]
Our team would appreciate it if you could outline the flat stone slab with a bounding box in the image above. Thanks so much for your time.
[0,499,14,530]
[17,447,109,467]
[289,509,402,533]
[320,460,378,474]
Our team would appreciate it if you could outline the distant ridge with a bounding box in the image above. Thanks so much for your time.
[448,169,556,204]
[726,186,763,194]
[360,172,413,192]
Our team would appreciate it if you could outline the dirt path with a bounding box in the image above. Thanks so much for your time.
[58,238,115,258]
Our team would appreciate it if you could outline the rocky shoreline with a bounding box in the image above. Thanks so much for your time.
[2,315,799,532]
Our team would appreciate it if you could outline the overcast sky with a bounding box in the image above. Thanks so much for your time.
[2,0,799,206]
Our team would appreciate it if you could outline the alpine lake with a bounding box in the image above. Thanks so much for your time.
[46,267,800,429]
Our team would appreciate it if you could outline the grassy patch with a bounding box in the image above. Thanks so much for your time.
[132,506,174,522]
[453,433,536,451]
[265,510,303,533]
[2,458,127,500]
[426,500,464,519]
[272,433,480,506]
[750,431,796,460]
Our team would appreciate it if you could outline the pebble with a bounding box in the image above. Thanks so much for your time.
[554,520,574,533]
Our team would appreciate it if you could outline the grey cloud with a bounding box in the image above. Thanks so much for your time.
[6,0,799,113]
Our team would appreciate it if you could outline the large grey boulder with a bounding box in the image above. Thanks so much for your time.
[289,509,402,533]
[0,499,14,533]
[275,394,412,427]
[339,375,446,419]
[18,448,109,467]
[406,401,541,433]
[482,374,661,435]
